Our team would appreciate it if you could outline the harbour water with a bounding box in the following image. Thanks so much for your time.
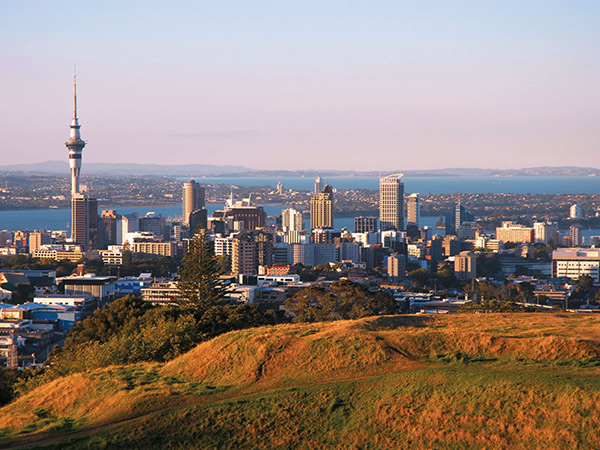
[185,175,600,194]
[1,175,600,240]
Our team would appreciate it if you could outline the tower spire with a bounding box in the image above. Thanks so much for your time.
[73,62,78,120]
[66,64,86,196]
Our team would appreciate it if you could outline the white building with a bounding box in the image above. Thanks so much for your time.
[534,222,559,246]
[379,175,404,231]
[213,235,234,256]
[496,222,534,244]
[282,207,304,232]
[552,248,600,285]
[570,204,583,219]
[118,213,140,245]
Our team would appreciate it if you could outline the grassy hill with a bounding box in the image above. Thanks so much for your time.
[2,313,600,449]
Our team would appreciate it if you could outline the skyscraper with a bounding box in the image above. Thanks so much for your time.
[182,179,206,226]
[379,175,404,231]
[66,67,98,250]
[282,207,304,232]
[310,184,333,229]
[407,193,420,227]
[452,201,474,236]
[72,194,98,251]
[314,176,322,195]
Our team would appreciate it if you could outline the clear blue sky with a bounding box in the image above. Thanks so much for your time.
[1,1,599,171]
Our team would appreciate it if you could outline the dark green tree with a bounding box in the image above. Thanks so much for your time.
[177,230,229,307]
[285,281,397,322]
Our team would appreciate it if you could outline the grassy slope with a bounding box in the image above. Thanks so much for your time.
[2,313,600,449]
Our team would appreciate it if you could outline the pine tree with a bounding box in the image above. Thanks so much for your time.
[177,230,229,307]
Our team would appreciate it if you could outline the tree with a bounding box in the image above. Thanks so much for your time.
[285,281,397,322]
[407,268,432,290]
[216,254,232,275]
[577,275,595,292]
[177,230,229,307]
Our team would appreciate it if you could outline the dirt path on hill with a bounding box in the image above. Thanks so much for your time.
[0,370,400,450]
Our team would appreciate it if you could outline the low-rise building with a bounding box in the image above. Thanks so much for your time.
[33,244,84,262]
[552,248,600,285]
[59,275,116,300]
[141,281,183,305]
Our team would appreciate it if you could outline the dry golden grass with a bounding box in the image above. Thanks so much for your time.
[3,312,600,448]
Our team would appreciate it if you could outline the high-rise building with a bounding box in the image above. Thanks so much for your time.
[282,207,304,232]
[140,212,167,239]
[314,176,322,195]
[534,221,559,246]
[100,210,119,247]
[189,209,208,233]
[354,216,377,233]
[379,175,404,231]
[454,251,477,281]
[451,201,474,236]
[310,185,333,230]
[118,213,139,245]
[570,204,583,219]
[65,67,98,251]
[570,225,582,247]
[72,194,98,250]
[406,193,420,227]
[231,230,274,275]
[182,179,205,226]
[387,253,407,281]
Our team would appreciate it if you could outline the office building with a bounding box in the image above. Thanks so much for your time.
[354,216,377,233]
[445,201,475,236]
[570,204,583,219]
[282,207,304,232]
[231,230,274,275]
[139,212,167,239]
[182,179,205,226]
[406,193,420,227]
[387,253,407,281]
[379,175,404,231]
[570,225,582,247]
[310,185,333,230]
[188,209,208,233]
[314,176,322,195]
[454,251,477,281]
[100,210,119,247]
[213,195,267,231]
[71,194,98,251]
[552,248,600,285]
[118,213,139,245]
[495,222,534,244]
[534,221,559,246]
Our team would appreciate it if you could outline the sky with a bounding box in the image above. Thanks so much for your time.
[1,1,599,171]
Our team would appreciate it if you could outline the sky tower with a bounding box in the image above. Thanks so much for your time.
[65,64,86,196]
[65,66,97,250]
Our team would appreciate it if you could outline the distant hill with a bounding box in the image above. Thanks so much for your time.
[1,162,599,178]
[0,161,250,176]
[3,313,600,449]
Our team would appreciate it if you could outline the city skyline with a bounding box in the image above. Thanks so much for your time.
[2,2,600,171]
